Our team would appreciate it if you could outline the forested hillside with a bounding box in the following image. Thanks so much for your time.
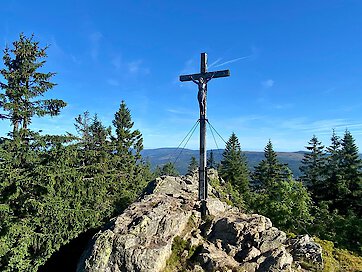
[0,34,153,271]
[215,133,362,257]
[141,148,306,176]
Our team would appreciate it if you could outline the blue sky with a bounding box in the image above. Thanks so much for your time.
[1,0,362,151]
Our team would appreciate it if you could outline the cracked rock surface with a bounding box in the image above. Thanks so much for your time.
[77,170,323,272]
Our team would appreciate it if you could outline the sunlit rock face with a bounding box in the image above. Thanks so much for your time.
[77,170,322,272]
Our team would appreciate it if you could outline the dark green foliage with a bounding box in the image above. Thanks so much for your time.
[219,133,250,195]
[209,174,245,211]
[300,135,326,199]
[250,140,313,233]
[187,156,198,174]
[155,162,180,177]
[0,35,151,270]
[0,33,66,136]
[339,130,362,215]
[252,140,289,190]
[250,176,313,233]
[0,109,151,271]
[322,131,344,205]
[301,130,362,254]
[207,150,216,169]
[112,100,143,162]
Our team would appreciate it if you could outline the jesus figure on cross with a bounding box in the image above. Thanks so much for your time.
[191,74,214,116]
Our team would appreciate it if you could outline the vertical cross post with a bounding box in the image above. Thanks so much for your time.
[179,53,230,217]
[199,53,207,205]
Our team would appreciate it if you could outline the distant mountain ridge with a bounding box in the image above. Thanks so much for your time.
[141,148,306,177]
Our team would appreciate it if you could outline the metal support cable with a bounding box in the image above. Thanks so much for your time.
[207,121,219,150]
[206,120,227,145]
[172,119,200,164]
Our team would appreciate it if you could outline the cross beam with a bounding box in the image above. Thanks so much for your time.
[179,70,230,82]
[179,53,230,216]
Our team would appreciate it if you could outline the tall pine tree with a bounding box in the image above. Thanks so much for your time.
[220,133,250,195]
[339,130,362,215]
[251,140,312,233]
[300,135,326,201]
[188,156,198,174]
[0,33,66,139]
[207,150,216,169]
[252,140,288,190]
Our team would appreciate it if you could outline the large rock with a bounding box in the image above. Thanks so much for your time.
[77,170,322,272]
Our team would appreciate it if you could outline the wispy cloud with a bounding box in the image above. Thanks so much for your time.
[208,58,223,68]
[111,54,122,70]
[280,118,362,134]
[261,79,274,88]
[107,78,120,86]
[175,58,197,86]
[128,60,141,73]
[166,107,197,116]
[89,31,102,61]
[109,54,150,77]
[211,56,251,68]
[272,103,294,110]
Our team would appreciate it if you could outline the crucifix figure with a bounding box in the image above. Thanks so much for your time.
[191,75,213,116]
[179,53,230,216]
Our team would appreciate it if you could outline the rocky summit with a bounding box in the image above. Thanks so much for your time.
[77,170,323,272]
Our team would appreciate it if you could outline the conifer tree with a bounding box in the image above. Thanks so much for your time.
[207,150,216,169]
[339,130,362,215]
[188,156,198,174]
[112,100,143,164]
[0,33,66,139]
[160,162,180,176]
[252,140,288,190]
[110,101,150,200]
[322,130,343,204]
[250,141,312,232]
[220,133,250,195]
[300,135,326,201]
[0,34,69,271]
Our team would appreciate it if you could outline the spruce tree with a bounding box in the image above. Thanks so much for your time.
[0,33,66,139]
[207,150,216,169]
[323,130,343,204]
[112,100,143,164]
[188,156,198,174]
[300,135,326,201]
[250,141,312,232]
[220,133,250,195]
[158,162,179,176]
[339,130,362,215]
[111,101,149,200]
[252,140,288,190]
[0,34,70,271]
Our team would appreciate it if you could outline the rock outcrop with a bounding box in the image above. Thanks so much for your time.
[77,170,323,272]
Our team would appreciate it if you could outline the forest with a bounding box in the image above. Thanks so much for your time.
[0,34,361,271]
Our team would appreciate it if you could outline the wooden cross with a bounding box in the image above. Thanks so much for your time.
[179,53,230,214]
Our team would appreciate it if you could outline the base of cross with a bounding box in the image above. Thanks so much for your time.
[200,200,209,218]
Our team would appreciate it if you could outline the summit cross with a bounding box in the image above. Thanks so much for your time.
[179,53,230,213]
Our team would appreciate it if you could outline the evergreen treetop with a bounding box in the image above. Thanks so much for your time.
[112,100,143,161]
[252,140,289,190]
[207,150,216,169]
[300,135,326,199]
[188,156,198,174]
[220,132,250,194]
[0,33,66,137]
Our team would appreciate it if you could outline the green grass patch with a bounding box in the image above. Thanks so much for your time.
[163,236,199,272]
[314,237,362,272]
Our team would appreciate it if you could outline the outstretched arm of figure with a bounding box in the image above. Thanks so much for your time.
[190,76,198,84]
[205,72,216,83]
